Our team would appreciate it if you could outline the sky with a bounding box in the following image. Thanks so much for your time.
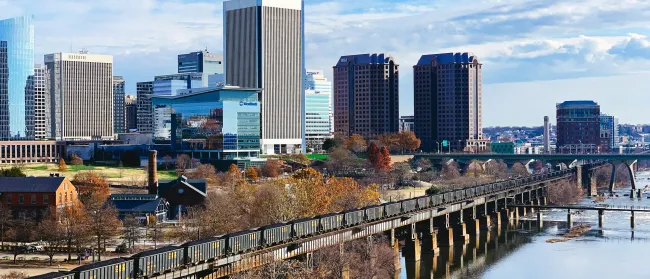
[3,0,650,127]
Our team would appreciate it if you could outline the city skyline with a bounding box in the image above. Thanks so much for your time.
[2,0,650,126]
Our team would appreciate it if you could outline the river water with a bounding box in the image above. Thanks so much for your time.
[399,171,650,279]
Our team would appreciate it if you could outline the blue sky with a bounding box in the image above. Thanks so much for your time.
[3,0,650,126]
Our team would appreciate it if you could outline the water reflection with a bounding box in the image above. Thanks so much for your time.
[399,171,650,279]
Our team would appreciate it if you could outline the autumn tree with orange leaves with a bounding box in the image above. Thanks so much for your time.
[72,171,110,203]
[378,147,392,171]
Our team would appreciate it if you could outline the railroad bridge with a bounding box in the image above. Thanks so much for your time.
[146,165,596,279]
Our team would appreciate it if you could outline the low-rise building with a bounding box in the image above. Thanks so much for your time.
[152,176,206,220]
[108,194,169,224]
[0,176,78,218]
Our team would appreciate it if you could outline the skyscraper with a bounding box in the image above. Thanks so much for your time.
[224,0,304,154]
[333,53,399,140]
[304,70,333,134]
[413,53,486,152]
[45,52,114,140]
[136,81,154,133]
[30,65,50,140]
[125,95,137,132]
[556,100,600,154]
[113,76,126,134]
[303,69,332,151]
[599,114,619,152]
[178,50,224,87]
[0,16,34,140]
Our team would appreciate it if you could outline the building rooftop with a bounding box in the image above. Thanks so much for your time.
[109,196,167,214]
[158,176,207,197]
[416,52,477,65]
[557,100,599,108]
[0,177,66,192]
[153,86,262,100]
[335,53,396,67]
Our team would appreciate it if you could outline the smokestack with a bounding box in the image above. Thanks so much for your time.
[148,150,158,195]
[544,116,550,153]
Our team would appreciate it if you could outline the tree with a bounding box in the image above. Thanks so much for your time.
[440,162,461,180]
[245,167,259,182]
[176,154,192,173]
[186,163,218,188]
[391,162,412,186]
[322,138,340,152]
[59,201,90,261]
[228,164,241,179]
[346,134,367,153]
[467,160,483,177]
[261,160,282,178]
[0,203,11,246]
[162,155,173,170]
[0,167,26,177]
[85,193,123,261]
[415,158,432,172]
[325,147,364,175]
[378,147,392,171]
[72,171,110,203]
[397,131,421,153]
[511,162,529,177]
[37,216,66,265]
[123,215,143,251]
[485,160,508,179]
[367,142,381,170]
[7,211,35,263]
[70,154,83,166]
[547,179,584,205]
[58,158,68,172]
[378,133,399,151]
[146,222,165,249]
[0,271,26,279]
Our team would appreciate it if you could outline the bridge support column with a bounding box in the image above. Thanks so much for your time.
[609,162,618,194]
[598,210,604,228]
[480,215,490,230]
[626,160,638,199]
[588,171,598,196]
[576,165,583,189]
[438,227,454,247]
[537,211,543,231]
[521,205,527,216]
[513,206,519,221]
[501,208,510,223]
[422,218,439,255]
[390,229,401,271]
[567,209,573,229]
[528,200,535,214]
[491,211,502,228]
[466,218,480,236]
[454,223,469,244]
[631,211,636,229]
[404,224,421,262]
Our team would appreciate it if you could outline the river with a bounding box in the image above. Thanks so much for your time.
[399,171,650,279]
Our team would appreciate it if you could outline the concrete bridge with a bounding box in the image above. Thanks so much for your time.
[145,166,591,279]
[416,153,645,197]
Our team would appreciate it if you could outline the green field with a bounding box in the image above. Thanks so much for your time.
[306,154,328,160]
[18,163,178,184]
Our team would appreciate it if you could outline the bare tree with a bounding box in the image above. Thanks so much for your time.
[176,154,192,173]
[547,179,584,205]
[85,194,123,261]
[7,211,35,263]
[162,155,173,170]
[37,216,67,265]
[0,203,11,246]
[511,162,529,177]
[123,215,143,250]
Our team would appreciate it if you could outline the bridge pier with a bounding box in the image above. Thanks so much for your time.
[404,224,421,262]
[491,211,502,228]
[480,215,491,230]
[422,218,440,255]
[537,211,543,231]
[609,162,617,194]
[631,211,636,229]
[567,209,573,229]
[528,200,535,214]
[598,210,604,228]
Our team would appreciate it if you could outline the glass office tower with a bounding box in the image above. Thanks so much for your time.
[152,86,262,160]
[0,16,34,140]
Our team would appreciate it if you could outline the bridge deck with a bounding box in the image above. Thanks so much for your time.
[514,204,650,212]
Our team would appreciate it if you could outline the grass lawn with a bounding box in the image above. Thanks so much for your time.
[306,154,328,160]
[17,163,178,184]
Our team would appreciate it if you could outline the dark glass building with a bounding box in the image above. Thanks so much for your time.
[177,50,223,87]
[151,86,262,160]
[556,100,601,154]
[0,16,34,140]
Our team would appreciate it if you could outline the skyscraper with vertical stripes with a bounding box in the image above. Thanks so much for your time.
[223,0,304,154]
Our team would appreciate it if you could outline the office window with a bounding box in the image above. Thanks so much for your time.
[31,194,36,204]
[18,195,24,204]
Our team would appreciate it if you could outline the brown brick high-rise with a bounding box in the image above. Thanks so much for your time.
[333,53,399,140]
